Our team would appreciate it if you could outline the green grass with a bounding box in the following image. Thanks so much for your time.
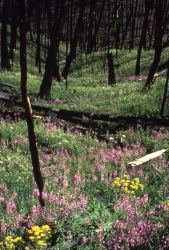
[1,45,169,116]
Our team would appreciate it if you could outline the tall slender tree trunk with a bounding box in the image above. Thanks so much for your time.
[87,0,96,53]
[9,0,17,65]
[19,0,44,207]
[87,0,106,53]
[129,0,138,50]
[135,0,151,76]
[160,61,169,116]
[1,0,11,70]
[39,0,66,99]
[144,0,164,88]
[39,41,60,99]
[35,0,41,73]
[107,52,116,85]
[62,1,86,80]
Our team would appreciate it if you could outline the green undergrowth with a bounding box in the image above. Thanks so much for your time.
[0,46,169,116]
[0,118,169,249]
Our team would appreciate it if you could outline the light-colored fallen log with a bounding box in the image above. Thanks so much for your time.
[128,149,167,167]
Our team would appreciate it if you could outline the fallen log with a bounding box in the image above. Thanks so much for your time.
[1,91,169,129]
[0,82,17,91]
[128,149,167,167]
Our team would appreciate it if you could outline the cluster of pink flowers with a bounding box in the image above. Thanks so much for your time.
[108,196,154,249]
[100,142,145,166]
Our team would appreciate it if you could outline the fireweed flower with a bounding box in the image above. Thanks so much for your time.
[112,175,144,195]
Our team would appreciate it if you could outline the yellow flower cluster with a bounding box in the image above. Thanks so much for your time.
[0,236,23,250]
[112,175,144,195]
[27,224,52,249]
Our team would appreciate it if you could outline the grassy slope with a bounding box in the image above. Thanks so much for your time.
[0,47,169,116]
[0,46,169,248]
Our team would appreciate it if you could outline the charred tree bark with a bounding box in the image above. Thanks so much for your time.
[39,39,60,99]
[1,0,11,70]
[9,0,17,64]
[144,0,164,88]
[19,0,44,207]
[135,0,151,76]
[87,0,96,53]
[107,52,116,85]
[62,1,86,80]
[129,0,138,50]
[160,62,169,116]
[35,0,41,73]
[39,0,66,99]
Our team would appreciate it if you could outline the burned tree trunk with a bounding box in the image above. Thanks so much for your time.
[160,62,169,116]
[107,52,116,85]
[39,40,60,99]
[35,0,41,73]
[39,0,66,99]
[9,0,17,64]
[87,0,106,53]
[86,0,96,53]
[19,0,44,207]
[135,0,151,76]
[145,0,164,88]
[62,1,86,80]
[1,0,11,70]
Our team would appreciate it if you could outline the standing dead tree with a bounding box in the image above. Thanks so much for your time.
[39,0,66,99]
[1,0,11,70]
[145,0,169,88]
[135,0,152,76]
[19,0,44,207]
[62,0,86,80]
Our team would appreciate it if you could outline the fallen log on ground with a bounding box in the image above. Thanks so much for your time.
[0,82,17,91]
[128,149,167,167]
[1,91,169,130]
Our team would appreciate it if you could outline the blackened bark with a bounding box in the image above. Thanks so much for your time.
[87,0,106,53]
[1,0,11,70]
[135,0,151,76]
[107,52,116,85]
[87,0,96,53]
[39,41,60,99]
[130,0,138,50]
[62,1,86,80]
[160,62,169,116]
[19,0,44,207]
[39,0,66,99]
[145,0,164,88]
[9,0,17,64]
[35,0,41,73]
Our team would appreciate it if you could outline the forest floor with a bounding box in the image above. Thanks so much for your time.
[0,48,169,249]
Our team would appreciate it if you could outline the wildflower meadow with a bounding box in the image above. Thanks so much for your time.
[0,117,169,249]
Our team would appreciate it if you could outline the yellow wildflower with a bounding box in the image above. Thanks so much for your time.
[36,240,47,248]
[41,225,51,231]
[139,184,144,191]
[133,178,140,183]
[29,236,35,241]
[31,225,41,231]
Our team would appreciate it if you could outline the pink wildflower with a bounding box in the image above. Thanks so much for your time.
[74,172,82,186]
[62,176,68,188]
[6,197,16,214]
